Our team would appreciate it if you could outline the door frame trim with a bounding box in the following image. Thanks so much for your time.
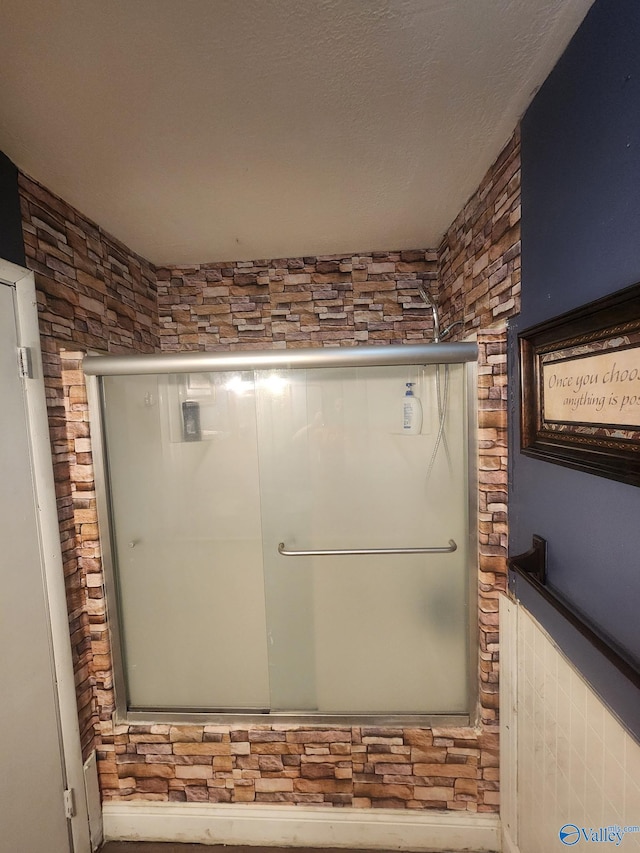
[2,259,92,853]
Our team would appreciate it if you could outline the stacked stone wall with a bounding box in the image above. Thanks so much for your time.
[156,250,438,351]
[19,174,158,757]
[436,132,520,724]
[96,724,498,810]
[19,128,520,813]
[438,128,521,337]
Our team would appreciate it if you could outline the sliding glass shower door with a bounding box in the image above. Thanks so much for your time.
[102,371,270,710]
[99,359,470,718]
[255,364,468,714]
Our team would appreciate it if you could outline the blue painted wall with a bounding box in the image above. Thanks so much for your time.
[510,0,640,732]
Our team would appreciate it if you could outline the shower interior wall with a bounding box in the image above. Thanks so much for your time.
[18,129,520,812]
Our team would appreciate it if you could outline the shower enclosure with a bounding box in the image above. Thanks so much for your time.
[85,343,477,723]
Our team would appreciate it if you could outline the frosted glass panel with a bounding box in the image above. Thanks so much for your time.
[100,361,470,716]
[256,365,468,714]
[102,372,270,710]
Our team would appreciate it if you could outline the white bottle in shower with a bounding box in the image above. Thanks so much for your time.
[402,382,423,434]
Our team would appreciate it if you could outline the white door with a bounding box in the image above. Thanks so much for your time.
[0,280,72,852]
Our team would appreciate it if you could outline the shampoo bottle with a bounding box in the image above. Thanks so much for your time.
[402,382,423,434]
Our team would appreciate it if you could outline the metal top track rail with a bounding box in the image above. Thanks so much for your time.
[83,342,478,376]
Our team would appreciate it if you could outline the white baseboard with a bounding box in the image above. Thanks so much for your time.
[103,802,501,852]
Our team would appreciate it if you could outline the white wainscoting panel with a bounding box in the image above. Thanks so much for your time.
[500,594,640,853]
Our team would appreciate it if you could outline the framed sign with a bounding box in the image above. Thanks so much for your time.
[519,281,640,486]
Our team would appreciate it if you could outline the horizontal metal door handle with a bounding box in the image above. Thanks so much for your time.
[277,540,457,557]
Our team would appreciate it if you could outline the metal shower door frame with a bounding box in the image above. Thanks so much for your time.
[86,343,479,727]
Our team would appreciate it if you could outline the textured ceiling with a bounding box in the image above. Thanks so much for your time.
[0,0,594,265]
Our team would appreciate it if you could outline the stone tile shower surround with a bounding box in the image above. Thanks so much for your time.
[19,172,159,756]
[19,131,520,812]
[438,129,521,337]
[59,327,506,813]
[156,250,438,350]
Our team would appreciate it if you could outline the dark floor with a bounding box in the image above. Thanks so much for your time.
[100,847,378,853]
[100,847,409,853]
[100,847,406,853]
[100,845,477,853]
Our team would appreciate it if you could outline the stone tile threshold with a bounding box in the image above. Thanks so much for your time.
[100,845,482,853]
